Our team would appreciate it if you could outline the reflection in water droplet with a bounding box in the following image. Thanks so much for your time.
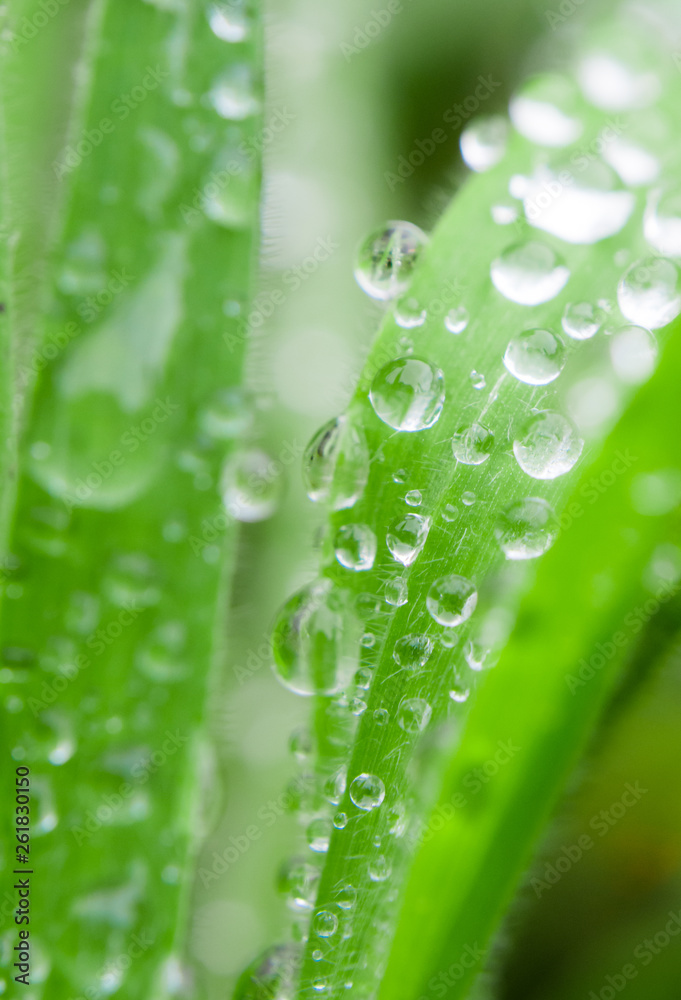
[393,634,433,668]
[562,301,603,340]
[334,524,376,571]
[397,697,432,733]
[452,422,494,465]
[394,296,427,328]
[444,305,469,334]
[495,497,558,560]
[383,576,408,607]
[513,410,583,480]
[426,574,477,627]
[491,241,570,305]
[303,416,370,510]
[349,773,385,811]
[221,448,282,522]
[354,221,428,301]
[504,329,566,385]
[234,944,301,1000]
[370,358,445,432]
[386,513,430,566]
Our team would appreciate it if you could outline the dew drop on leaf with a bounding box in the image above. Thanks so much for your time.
[452,422,494,465]
[221,448,282,522]
[314,910,338,938]
[397,697,432,733]
[384,576,408,606]
[386,513,430,567]
[618,256,681,330]
[394,296,427,328]
[503,329,566,385]
[426,574,477,627]
[513,410,583,480]
[491,241,570,305]
[609,326,658,384]
[444,305,469,334]
[354,221,428,301]
[369,357,445,432]
[302,415,370,511]
[510,73,583,148]
[460,115,509,172]
[334,523,377,571]
[349,773,385,811]
[494,497,559,560]
[392,634,433,668]
[561,301,603,340]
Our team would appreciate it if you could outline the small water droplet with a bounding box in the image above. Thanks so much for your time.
[334,811,348,829]
[426,574,477,627]
[392,468,408,484]
[405,489,422,507]
[495,497,558,559]
[354,221,428,301]
[334,524,376,571]
[349,773,385,811]
[307,817,332,853]
[469,370,486,390]
[644,184,681,256]
[397,697,432,733]
[578,52,660,112]
[452,422,494,465]
[392,634,433,668]
[278,858,320,912]
[303,415,370,511]
[209,65,260,119]
[513,410,583,479]
[444,305,469,334]
[460,115,509,171]
[386,513,430,566]
[491,241,570,305]
[562,301,603,340]
[504,329,566,385]
[383,576,409,606]
[604,138,659,187]
[368,855,392,882]
[617,256,681,329]
[314,910,338,938]
[234,945,301,1000]
[462,491,476,507]
[442,503,458,522]
[370,357,445,432]
[335,884,357,910]
[491,202,519,225]
[207,1,250,42]
[610,325,658,383]
[394,296,427,328]
[449,684,470,703]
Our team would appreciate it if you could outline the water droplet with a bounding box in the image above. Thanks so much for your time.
[386,513,430,566]
[491,202,519,225]
[354,221,428,301]
[464,640,494,671]
[405,489,422,507]
[314,910,338,938]
[522,159,634,244]
[272,580,357,696]
[307,817,332,853]
[452,422,494,465]
[610,325,658,383]
[201,143,259,229]
[510,74,583,147]
[199,387,252,440]
[397,697,432,733]
[135,623,187,682]
[207,1,250,42]
[349,773,385,811]
[444,305,469,334]
[334,524,376,571]
[562,301,603,340]
[491,241,570,305]
[103,553,160,608]
[442,503,458,522]
[392,634,433,668]
[426,574,477,627]
[495,497,558,559]
[278,859,320,912]
[462,491,476,507]
[449,684,470,703]
[290,728,315,762]
[392,468,408,484]
[617,256,681,329]
[368,855,392,882]
[234,944,301,1000]
[460,115,509,171]
[603,138,659,187]
[578,53,660,111]
[303,415,370,511]
[334,811,348,829]
[209,65,260,119]
[513,410,583,479]
[644,185,681,256]
[469,370,486,390]
[394,296,426,328]
[335,884,357,910]
[383,576,409,606]
[221,448,282,522]
[370,358,445,432]
[373,707,390,726]
[504,329,566,385]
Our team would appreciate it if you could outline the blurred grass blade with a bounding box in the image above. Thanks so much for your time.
[0,1,263,997]
[379,314,681,1000]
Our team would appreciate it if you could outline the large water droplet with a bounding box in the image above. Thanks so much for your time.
[271,580,357,696]
[393,634,433,668]
[426,574,477,627]
[644,185,681,257]
[561,301,603,340]
[369,357,445,431]
[460,115,509,172]
[522,160,634,244]
[617,256,681,329]
[354,221,428,301]
[510,74,583,147]
[303,416,369,510]
[334,524,376,571]
[504,329,566,385]
[609,326,658,384]
[491,241,570,305]
[349,773,385,811]
[386,513,430,566]
[451,422,494,465]
[513,410,583,479]
[221,448,282,522]
[495,497,558,559]
[397,697,432,733]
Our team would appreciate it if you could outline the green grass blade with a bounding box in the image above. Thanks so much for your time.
[0,1,263,996]
[379,313,681,1000]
